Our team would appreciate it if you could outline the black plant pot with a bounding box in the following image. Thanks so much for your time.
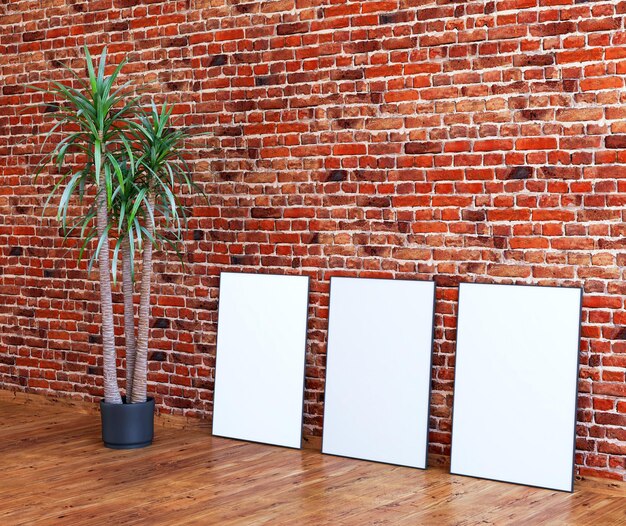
[100,397,155,449]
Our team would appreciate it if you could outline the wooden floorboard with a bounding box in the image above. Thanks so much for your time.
[0,397,624,525]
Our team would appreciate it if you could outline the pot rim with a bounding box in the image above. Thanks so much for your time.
[100,396,155,406]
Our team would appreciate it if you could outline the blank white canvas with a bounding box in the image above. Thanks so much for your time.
[451,283,582,492]
[322,277,435,468]
[212,272,309,449]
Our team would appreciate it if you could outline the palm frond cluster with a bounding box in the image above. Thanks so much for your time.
[31,46,204,404]
[34,46,197,282]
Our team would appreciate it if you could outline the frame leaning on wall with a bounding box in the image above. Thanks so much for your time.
[211,272,310,449]
[321,276,437,469]
[449,282,583,492]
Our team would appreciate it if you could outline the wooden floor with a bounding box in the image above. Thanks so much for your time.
[0,397,624,526]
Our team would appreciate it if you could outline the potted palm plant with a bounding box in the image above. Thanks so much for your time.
[32,47,202,448]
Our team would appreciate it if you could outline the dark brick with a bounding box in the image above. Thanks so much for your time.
[149,351,167,361]
[605,135,626,149]
[589,355,601,367]
[255,75,281,86]
[153,318,170,329]
[405,142,441,154]
[192,378,213,389]
[23,31,45,42]
[215,126,243,136]
[462,209,486,221]
[0,355,15,365]
[166,82,186,92]
[327,169,347,182]
[277,22,308,35]
[519,109,552,121]
[513,54,555,67]
[234,2,256,13]
[335,119,360,129]
[107,21,129,32]
[3,85,23,95]
[251,207,281,218]
[330,69,363,81]
[379,12,412,24]
[164,37,188,48]
[356,196,391,208]
[228,100,255,112]
[209,54,227,67]
[493,237,508,249]
[507,166,533,180]
[230,255,257,265]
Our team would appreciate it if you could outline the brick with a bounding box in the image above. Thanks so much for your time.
[593,383,626,397]
[529,22,576,37]
[597,442,626,456]
[557,48,603,64]
[326,170,347,182]
[487,264,532,278]
[208,55,227,67]
[393,248,431,260]
[333,144,366,156]
[516,137,558,150]
[556,108,603,122]
[605,136,626,149]
[518,109,553,121]
[23,31,45,42]
[405,142,441,154]
[513,54,555,67]
[277,23,309,35]
[214,29,244,41]
[579,18,621,33]
[474,139,514,152]
[580,77,623,91]
[366,65,403,78]
[507,166,533,180]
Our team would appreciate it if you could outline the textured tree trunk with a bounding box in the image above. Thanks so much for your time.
[121,235,136,402]
[96,142,122,404]
[131,195,154,403]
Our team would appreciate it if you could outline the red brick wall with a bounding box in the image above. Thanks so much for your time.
[1,0,625,481]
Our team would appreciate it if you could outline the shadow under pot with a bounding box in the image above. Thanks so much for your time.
[100,397,155,449]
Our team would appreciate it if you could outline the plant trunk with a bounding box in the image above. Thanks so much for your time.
[121,236,137,401]
[96,145,122,404]
[131,195,155,403]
